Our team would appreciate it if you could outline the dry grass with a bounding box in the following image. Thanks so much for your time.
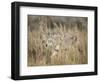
[27,16,88,66]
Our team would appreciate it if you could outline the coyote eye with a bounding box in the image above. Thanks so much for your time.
[46,44,48,47]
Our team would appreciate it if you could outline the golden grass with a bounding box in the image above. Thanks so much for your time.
[27,16,88,66]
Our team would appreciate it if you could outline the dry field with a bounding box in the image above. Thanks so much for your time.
[27,15,88,66]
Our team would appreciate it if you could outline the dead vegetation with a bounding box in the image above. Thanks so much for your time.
[27,15,88,66]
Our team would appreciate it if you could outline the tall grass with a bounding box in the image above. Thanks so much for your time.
[27,16,88,66]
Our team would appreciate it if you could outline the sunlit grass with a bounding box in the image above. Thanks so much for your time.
[27,16,88,66]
